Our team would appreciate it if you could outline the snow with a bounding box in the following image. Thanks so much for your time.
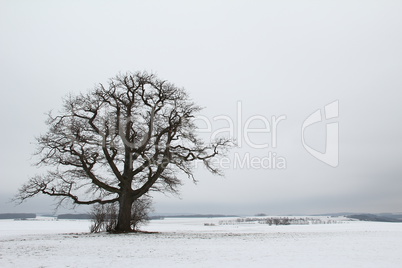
[1,217,402,267]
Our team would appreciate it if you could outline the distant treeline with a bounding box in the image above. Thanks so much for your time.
[347,214,402,222]
[57,214,92,220]
[160,214,238,218]
[218,217,340,226]
[55,214,238,220]
[0,213,36,219]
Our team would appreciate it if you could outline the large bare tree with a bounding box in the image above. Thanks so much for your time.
[16,71,230,232]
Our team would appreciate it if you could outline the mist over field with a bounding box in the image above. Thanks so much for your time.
[1,0,402,216]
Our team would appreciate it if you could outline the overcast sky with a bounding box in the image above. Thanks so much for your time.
[1,0,401,215]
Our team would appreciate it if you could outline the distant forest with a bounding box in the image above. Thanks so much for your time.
[0,213,36,219]
[347,214,402,222]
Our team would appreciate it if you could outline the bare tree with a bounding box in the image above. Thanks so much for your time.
[16,71,231,232]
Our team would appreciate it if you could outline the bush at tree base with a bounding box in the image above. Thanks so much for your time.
[90,197,153,233]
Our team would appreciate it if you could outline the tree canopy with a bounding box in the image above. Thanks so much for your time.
[16,71,230,232]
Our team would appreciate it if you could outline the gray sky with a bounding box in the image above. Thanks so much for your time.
[1,0,401,215]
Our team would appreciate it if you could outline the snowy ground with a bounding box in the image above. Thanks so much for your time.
[1,216,402,267]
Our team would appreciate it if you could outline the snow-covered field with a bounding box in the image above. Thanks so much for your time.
[1,216,402,267]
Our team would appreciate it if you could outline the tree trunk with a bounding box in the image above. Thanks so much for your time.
[115,192,134,232]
